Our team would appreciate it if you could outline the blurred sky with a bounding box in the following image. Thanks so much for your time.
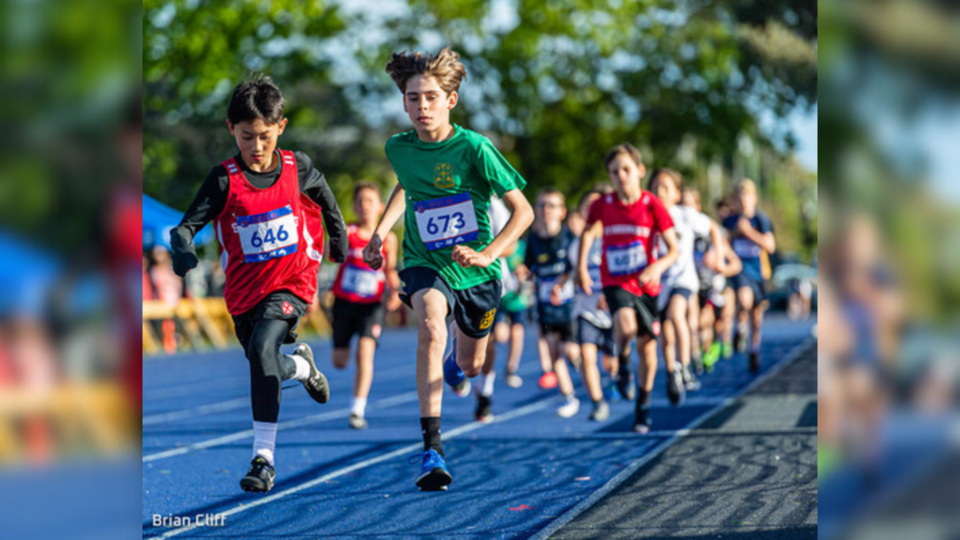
[789,105,818,172]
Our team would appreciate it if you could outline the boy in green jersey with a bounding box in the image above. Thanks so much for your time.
[363,47,534,491]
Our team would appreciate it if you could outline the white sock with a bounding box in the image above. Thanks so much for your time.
[351,396,367,417]
[252,421,278,466]
[480,372,496,397]
[288,354,312,382]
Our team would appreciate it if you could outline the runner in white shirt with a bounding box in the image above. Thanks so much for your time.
[649,169,726,401]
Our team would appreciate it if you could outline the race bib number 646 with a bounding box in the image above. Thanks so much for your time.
[235,205,299,263]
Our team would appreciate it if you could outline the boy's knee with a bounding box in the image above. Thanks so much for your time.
[418,317,447,345]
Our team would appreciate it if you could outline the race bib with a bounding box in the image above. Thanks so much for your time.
[606,241,647,276]
[341,264,382,298]
[732,238,761,258]
[235,205,299,263]
[538,276,574,305]
[413,192,479,251]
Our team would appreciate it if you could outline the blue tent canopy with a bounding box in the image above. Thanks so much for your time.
[0,231,61,317]
[143,194,215,249]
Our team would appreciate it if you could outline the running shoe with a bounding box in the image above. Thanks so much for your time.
[722,340,734,360]
[348,413,368,430]
[240,456,275,493]
[735,330,748,354]
[682,364,701,391]
[504,370,523,388]
[703,343,722,371]
[606,382,623,402]
[589,400,610,421]
[692,353,704,375]
[667,367,685,405]
[411,449,452,491]
[616,371,636,401]
[557,396,580,418]
[294,343,330,404]
[633,405,652,434]
[443,333,472,397]
[538,371,558,389]
[475,395,494,423]
[749,351,761,373]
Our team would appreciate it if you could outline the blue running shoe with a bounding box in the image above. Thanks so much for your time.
[443,331,471,397]
[409,449,453,491]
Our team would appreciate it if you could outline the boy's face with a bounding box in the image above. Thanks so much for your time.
[681,191,700,211]
[403,75,457,134]
[738,188,757,213]
[354,187,383,223]
[651,175,679,205]
[606,154,645,197]
[535,193,566,228]
[227,117,287,168]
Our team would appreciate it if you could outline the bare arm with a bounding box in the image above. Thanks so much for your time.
[639,228,679,287]
[451,189,534,269]
[363,183,406,270]
[739,218,776,254]
[575,220,602,295]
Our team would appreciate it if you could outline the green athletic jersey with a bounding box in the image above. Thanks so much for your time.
[385,124,527,290]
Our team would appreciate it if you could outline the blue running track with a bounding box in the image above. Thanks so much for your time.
[143,316,814,539]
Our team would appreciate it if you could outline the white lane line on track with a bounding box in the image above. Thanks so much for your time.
[146,396,557,539]
[142,390,420,463]
[528,337,815,540]
[143,397,251,426]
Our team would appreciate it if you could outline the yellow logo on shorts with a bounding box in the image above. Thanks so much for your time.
[434,162,455,189]
[479,308,497,330]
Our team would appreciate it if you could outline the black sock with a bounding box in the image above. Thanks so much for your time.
[420,417,444,457]
[636,387,651,410]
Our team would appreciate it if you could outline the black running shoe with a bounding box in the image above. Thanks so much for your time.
[294,344,330,404]
[475,395,494,423]
[240,456,275,493]
[667,368,685,405]
[617,371,636,401]
[749,351,761,373]
[633,405,652,434]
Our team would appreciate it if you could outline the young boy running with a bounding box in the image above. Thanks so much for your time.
[363,47,533,491]
[170,75,348,492]
[527,188,580,417]
[649,169,726,401]
[330,181,402,430]
[723,179,776,372]
[577,144,679,433]
[555,189,616,421]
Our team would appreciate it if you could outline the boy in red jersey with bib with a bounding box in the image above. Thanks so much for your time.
[576,144,679,433]
[330,181,401,430]
[170,75,348,493]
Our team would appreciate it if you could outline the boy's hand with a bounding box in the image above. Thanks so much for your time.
[576,268,593,297]
[737,217,755,235]
[452,245,493,269]
[550,283,564,306]
[362,234,384,270]
[515,264,531,282]
[638,266,662,289]
[172,252,198,277]
[386,291,402,312]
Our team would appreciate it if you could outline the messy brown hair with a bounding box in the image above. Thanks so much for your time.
[353,181,382,201]
[385,47,468,95]
[604,143,643,171]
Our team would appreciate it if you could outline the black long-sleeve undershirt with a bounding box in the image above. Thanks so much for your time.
[170,150,347,264]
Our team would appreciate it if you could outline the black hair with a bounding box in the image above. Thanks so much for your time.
[226,74,286,125]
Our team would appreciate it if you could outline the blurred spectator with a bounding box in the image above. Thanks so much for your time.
[148,245,183,354]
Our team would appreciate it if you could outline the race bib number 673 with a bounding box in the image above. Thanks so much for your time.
[413,192,480,251]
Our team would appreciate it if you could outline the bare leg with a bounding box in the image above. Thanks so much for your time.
[354,337,376,399]
[412,289,449,418]
[580,342,603,402]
